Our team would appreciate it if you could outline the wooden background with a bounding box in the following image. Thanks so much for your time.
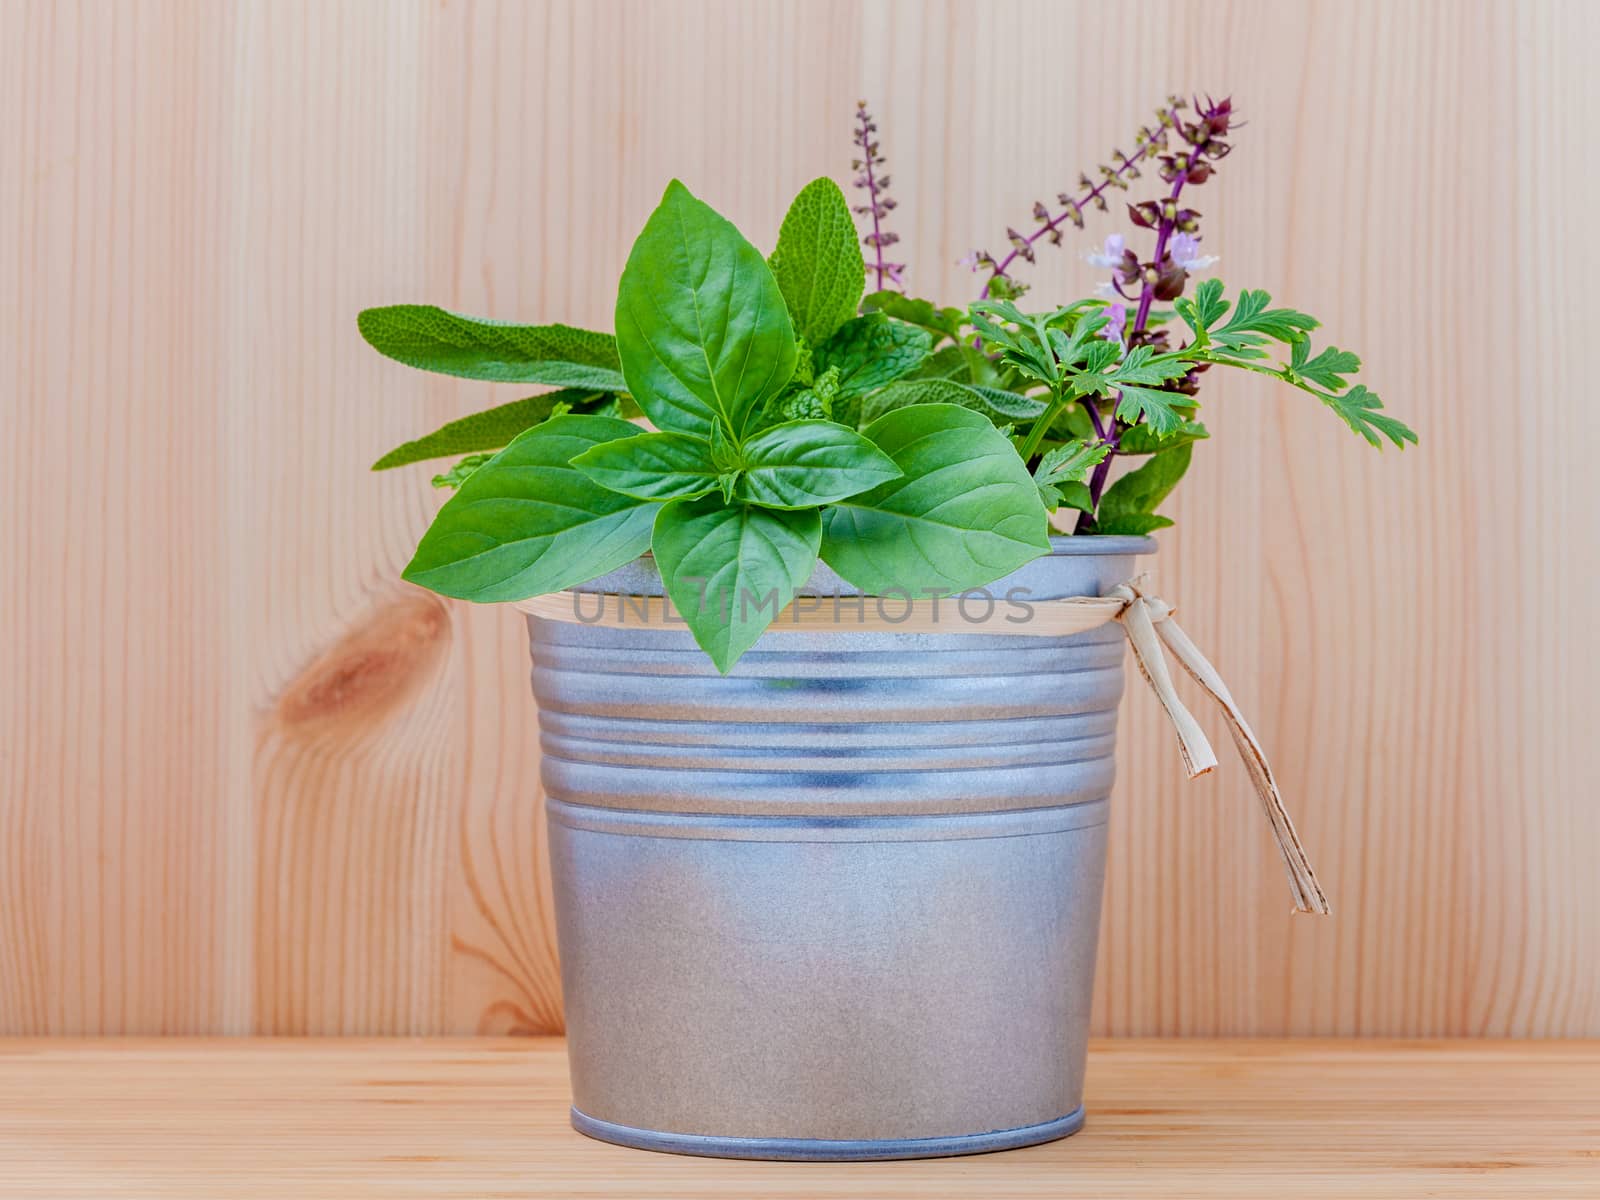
[3,0,1597,1038]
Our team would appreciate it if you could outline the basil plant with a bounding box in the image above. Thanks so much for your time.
[362,180,1052,671]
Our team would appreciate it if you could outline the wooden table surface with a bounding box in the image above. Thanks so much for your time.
[0,1039,1594,1198]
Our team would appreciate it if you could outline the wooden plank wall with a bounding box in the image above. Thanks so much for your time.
[3,0,1596,1037]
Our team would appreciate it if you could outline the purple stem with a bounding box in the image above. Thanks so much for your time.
[981,109,1178,300]
[858,110,890,293]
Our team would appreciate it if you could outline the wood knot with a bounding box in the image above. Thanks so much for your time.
[274,591,452,734]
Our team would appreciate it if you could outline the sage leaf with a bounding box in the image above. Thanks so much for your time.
[1094,442,1193,536]
[651,496,821,672]
[860,378,1045,426]
[570,431,722,502]
[861,291,965,343]
[372,388,609,470]
[815,315,932,399]
[402,414,656,602]
[615,180,797,440]
[734,420,902,509]
[769,178,865,345]
[820,403,1051,596]
[357,305,625,389]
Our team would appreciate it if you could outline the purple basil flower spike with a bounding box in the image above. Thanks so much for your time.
[1100,303,1128,345]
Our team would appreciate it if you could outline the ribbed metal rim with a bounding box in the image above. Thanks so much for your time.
[1043,534,1156,556]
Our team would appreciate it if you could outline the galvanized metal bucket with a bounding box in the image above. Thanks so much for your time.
[529,535,1153,1160]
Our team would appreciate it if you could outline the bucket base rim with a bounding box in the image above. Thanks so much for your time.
[569,1104,1086,1161]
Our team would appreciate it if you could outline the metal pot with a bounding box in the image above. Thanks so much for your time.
[530,536,1153,1160]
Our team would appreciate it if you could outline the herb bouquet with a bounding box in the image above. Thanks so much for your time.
[358,97,1412,1161]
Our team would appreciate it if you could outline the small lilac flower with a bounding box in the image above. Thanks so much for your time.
[1169,232,1218,271]
[1099,304,1128,345]
[1083,233,1125,269]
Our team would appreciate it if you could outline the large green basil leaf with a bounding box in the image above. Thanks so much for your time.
[570,431,724,502]
[402,414,655,601]
[652,496,821,673]
[821,404,1051,596]
[734,420,901,509]
[860,378,1047,427]
[358,305,625,390]
[372,388,613,470]
[615,180,797,440]
[1093,442,1193,535]
[768,178,865,346]
[815,315,932,399]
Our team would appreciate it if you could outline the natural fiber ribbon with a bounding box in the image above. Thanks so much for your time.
[515,574,1329,915]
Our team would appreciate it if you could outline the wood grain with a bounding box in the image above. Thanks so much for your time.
[3,0,1598,1036]
[2,1038,1598,1197]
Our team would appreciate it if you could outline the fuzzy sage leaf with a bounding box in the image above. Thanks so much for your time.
[358,306,625,390]
[769,178,865,346]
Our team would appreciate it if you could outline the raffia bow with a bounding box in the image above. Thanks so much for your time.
[515,573,1330,915]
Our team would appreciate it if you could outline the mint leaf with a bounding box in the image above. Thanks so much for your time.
[372,388,605,470]
[402,414,656,601]
[357,306,624,389]
[570,431,724,502]
[860,291,965,342]
[651,497,821,672]
[769,178,865,345]
[821,404,1051,596]
[815,314,932,399]
[734,420,901,509]
[615,180,797,439]
[1094,443,1193,535]
[1323,384,1419,449]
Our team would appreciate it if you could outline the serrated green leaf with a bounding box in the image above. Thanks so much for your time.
[402,414,656,602]
[861,291,965,342]
[1323,384,1419,449]
[1094,442,1193,535]
[570,431,722,502]
[1290,341,1362,391]
[357,305,625,389]
[1175,277,1229,338]
[768,178,866,346]
[1034,438,1110,512]
[820,404,1051,595]
[372,388,606,470]
[815,314,933,399]
[734,420,902,509]
[431,453,495,490]
[615,180,797,439]
[1113,384,1198,436]
[652,496,821,672]
[1210,288,1319,357]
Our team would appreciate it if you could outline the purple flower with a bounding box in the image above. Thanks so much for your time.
[1100,304,1128,345]
[1169,232,1218,272]
[1084,233,1125,269]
